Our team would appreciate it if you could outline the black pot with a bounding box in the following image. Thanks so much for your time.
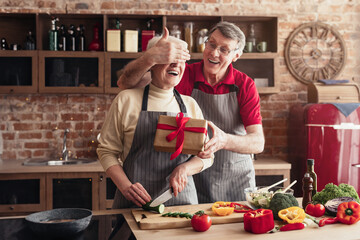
[25,208,92,237]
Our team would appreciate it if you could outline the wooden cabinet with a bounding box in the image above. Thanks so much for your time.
[0,173,46,214]
[0,13,279,95]
[0,158,290,215]
[38,51,104,93]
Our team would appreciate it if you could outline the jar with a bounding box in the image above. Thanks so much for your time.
[170,25,181,39]
[196,28,208,52]
[184,22,194,52]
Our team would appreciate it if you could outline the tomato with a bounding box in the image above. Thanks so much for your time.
[191,210,212,232]
[305,203,326,217]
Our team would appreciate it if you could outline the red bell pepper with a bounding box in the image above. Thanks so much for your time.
[336,201,360,225]
[244,209,274,234]
[230,202,252,213]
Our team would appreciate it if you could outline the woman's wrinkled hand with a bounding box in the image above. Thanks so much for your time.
[120,182,152,207]
[198,121,227,159]
[169,165,188,197]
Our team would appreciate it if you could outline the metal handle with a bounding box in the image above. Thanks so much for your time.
[352,164,360,168]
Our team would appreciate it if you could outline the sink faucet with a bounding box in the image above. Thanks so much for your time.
[62,128,70,161]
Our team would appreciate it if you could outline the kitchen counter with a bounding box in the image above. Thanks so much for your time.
[123,208,360,240]
[0,159,104,173]
[0,157,291,181]
[2,207,358,240]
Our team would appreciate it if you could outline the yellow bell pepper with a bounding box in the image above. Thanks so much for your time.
[212,201,234,216]
[278,206,306,224]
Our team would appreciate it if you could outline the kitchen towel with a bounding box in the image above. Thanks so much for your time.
[329,103,360,117]
[318,79,349,85]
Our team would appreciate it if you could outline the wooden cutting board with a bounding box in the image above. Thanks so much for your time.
[132,202,245,230]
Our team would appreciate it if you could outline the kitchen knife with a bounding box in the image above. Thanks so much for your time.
[149,188,173,207]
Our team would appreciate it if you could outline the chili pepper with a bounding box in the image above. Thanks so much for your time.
[212,201,235,216]
[244,209,274,234]
[319,217,338,227]
[336,201,360,225]
[278,206,306,224]
[279,223,305,231]
[230,202,252,213]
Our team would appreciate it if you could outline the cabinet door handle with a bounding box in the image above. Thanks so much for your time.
[9,206,14,210]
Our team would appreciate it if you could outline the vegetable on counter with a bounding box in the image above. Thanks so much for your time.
[244,209,275,234]
[191,210,212,232]
[324,197,356,216]
[142,201,165,214]
[279,223,305,231]
[230,202,252,213]
[278,207,306,224]
[305,203,325,217]
[336,201,360,225]
[319,217,338,227]
[269,193,299,220]
[312,183,360,205]
[211,201,235,216]
[162,212,193,219]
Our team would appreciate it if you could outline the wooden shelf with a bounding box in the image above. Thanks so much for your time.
[0,13,279,95]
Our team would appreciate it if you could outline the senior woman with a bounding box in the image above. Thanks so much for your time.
[97,36,213,212]
[117,21,265,203]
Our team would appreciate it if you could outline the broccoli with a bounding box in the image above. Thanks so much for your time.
[312,183,360,205]
[269,193,299,220]
[338,183,360,202]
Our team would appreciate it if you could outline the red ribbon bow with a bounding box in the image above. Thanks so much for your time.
[156,112,207,160]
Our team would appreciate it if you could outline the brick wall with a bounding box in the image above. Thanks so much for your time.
[0,0,359,161]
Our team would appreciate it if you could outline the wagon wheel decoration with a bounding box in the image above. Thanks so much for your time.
[285,22,347,85]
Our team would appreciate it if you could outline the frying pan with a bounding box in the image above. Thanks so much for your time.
[25,208,92,237]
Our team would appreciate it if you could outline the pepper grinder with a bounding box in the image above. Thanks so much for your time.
[302,172,313,209]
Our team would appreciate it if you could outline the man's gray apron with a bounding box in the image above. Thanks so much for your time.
[191,82,256,203]
[112,85,198,209]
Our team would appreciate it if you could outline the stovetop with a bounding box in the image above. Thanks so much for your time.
[0,214,119,240]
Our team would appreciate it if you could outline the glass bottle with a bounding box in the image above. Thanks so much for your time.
[88,23,102,51]
[24,30,36,50]
[184,22,194,52]
[196,28,208,52]
[67,24,76,51]
[1,38,9,50]
[76,24,86,51]
[49,17,59,51]
[170,25,181,39]
[302,172,313,209]
[307,159,317,197]
[247,24,256,51]
[58,24,67,51]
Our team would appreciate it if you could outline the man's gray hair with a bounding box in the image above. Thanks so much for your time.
[208,21,246,55]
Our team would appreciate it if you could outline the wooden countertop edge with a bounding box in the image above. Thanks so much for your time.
[0,157,290,174]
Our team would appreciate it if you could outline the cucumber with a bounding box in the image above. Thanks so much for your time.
[142,201,165,214]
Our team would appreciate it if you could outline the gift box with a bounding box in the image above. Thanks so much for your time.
[154,113,208,160]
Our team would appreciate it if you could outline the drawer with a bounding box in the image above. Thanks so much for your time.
[308,82,360,103]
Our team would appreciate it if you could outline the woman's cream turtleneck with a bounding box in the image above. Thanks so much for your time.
[97,83,212,171]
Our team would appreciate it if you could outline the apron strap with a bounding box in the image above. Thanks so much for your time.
[141,85,150,111]
[193,81,239,94]
[141,85,187,113]
[173,88,187,113]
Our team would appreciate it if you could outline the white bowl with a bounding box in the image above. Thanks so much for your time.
[244,186,294,209]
